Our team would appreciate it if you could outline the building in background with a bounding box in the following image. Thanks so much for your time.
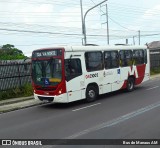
[148,41,160,71]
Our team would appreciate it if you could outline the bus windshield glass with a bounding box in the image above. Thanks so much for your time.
[32,58,62,87]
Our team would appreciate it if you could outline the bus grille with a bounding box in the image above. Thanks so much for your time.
[38,96,54,102]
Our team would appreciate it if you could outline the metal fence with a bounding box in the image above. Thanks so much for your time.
[150,49,160,70]
[0,61,31,91]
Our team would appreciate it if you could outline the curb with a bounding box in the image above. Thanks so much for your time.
[0,96,34,106]
[150,74,160,79]
[0,101,45,114]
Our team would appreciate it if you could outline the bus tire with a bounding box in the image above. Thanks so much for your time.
[86,85,97,102]
[126,77,135,92]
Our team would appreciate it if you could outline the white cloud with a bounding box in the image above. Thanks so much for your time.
[137,5,160,31]
[57,9,81,27]
[1,0,160,55]
[19,4,54,24]
[143,5,160,19]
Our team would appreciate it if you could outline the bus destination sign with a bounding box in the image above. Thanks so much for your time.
[32,50,61,58]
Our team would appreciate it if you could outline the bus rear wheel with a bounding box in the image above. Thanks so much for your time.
[126,77,135,92]
[86,85,97,102]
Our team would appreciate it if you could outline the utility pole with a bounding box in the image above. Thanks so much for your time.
[133,36,135,45]
[80,0,84,45]
[138,30,140,45]
[126,39,128,44]
[101,4,109,45]
[106,4,109,45]
[82,0,107,45]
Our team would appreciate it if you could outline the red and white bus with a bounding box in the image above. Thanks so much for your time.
[31,45,150,103]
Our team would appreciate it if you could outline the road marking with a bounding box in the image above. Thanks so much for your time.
[68,101,160,139]
[72,103,101,112]
[146,86,159,90]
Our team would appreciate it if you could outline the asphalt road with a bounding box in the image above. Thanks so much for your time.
[0,77,160,148]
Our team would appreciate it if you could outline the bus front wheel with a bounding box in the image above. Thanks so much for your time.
[86,85,97,102]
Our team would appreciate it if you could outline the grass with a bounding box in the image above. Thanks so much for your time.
[150,67,160,75]
[0,84,33,101]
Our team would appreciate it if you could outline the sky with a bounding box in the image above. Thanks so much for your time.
[0,0,160,56]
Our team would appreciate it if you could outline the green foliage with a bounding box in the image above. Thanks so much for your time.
[21,84,33,96]
[0,44,26,60]
[0,84,33,101]
[151,67,160,75]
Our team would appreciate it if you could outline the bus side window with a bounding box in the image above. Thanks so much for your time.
[65,59,82,81]
[144,49,147,64]
[125,50,133,66]
[104,51,119,69]
[104,51,111,69]
[139,50,144,64]
[111,51,119,68]
[119,50,125,67]
[119,50,132,67]
[85,51,103,72]
[133,50,144,65]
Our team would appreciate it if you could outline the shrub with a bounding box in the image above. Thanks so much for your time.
[151,67,160,75]
[0,84,33,101]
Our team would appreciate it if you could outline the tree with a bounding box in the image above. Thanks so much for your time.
[0,44,26,60]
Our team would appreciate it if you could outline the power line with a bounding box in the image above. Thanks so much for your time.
[0,0,80,6]
[1,21,159,32]
[0,28,82,36]
[90,0,136,32]
[1,27,160,38]
[108,17,136,31]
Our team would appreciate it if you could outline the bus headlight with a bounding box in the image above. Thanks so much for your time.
[59,90,62,94]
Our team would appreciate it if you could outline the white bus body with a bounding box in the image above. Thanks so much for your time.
[32,45,150,103]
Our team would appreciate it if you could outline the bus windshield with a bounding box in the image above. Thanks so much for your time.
[32,58,62,87]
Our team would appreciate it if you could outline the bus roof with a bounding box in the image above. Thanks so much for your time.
[66,45,147,52]
[34,45,147,52]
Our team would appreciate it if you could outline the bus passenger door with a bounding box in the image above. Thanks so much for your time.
[111,68,121,91]
[65,58,84,102]
[103,69,112,93]
[103,68,121,92]
[103,51,120,92]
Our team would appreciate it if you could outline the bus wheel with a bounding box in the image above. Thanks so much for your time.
[126,77,135,92]
[86,85,97,102]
